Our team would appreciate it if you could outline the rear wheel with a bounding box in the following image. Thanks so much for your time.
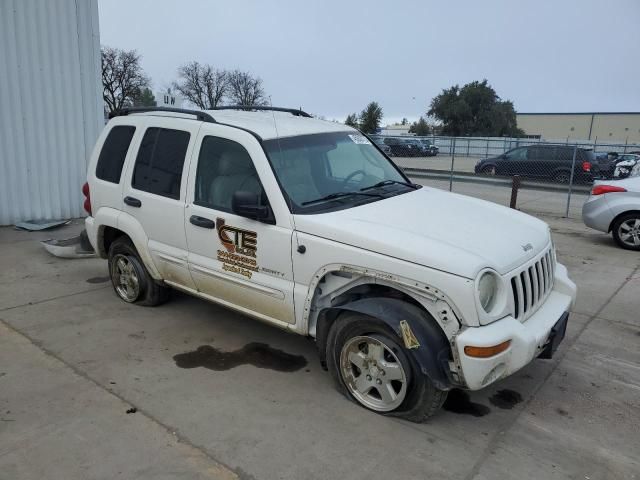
[326,312,448,422]
[108,237,170,306]
[612,213,640,250]
[553,170,571,183]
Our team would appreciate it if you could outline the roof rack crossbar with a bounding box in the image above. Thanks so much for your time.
[109,107,216,123]
[211,105,312,118]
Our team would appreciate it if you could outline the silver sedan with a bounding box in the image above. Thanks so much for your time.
[582,175,640,250]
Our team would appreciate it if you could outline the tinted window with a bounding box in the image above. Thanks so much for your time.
[194,136,264,212]
[95,126,136,183]
[557,147,575,162]
[504,147,527,161]
[132,128,190,200]
[529,147,555,160]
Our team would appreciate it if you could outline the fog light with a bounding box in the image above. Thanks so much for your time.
[464,340,511,358]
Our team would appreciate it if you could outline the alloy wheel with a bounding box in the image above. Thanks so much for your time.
[111,254,141,302]
[339,335,408,412]
[618,218,640,247]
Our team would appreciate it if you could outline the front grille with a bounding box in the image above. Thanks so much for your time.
[510,248,555,321]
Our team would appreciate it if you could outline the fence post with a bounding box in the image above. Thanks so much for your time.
[565,144,578,217]
[624,137,628,153]
[449,137,456,192]
[466,138,470,156]
[510,175,521,209]
[485,137,489,158]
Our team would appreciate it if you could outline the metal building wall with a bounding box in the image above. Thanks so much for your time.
[0,0,103,225]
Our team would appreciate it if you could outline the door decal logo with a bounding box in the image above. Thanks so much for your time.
[216,218,259,279]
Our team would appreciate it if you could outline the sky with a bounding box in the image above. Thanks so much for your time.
[98,0,640,124]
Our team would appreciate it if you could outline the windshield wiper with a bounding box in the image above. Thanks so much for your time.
[360,179,418,191]
[301,191,384,206]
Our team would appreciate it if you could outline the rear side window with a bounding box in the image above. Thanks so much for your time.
[95,126,136,183]
[132,127,190,200]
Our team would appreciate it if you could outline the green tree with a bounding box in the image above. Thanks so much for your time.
[409,116,430,136]
[344,113,359,128]
[133,87,156,107]
[401,117,408,126]
[359,102,383,134]
[428,80,524,137]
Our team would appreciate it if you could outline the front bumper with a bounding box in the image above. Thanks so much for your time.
[453,263,576,390]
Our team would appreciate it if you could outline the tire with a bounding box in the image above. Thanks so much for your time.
[481,165,496,175]
[326,312,448,422]
[612,213,640,251]
[553,170,571,184]
[107,236,170,306]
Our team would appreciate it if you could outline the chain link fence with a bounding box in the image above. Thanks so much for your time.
[371,134,640,218]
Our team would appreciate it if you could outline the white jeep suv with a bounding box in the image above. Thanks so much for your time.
[84,106,576,421]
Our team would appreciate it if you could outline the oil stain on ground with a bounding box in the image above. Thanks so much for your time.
[489,389,523,409]
[443,389,490,417]
[86,276,110,284]
[173,343,307,372]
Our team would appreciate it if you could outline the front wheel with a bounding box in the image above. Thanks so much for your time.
[481,165,496,175]
[326,312,448,422]
[612,213,640,250]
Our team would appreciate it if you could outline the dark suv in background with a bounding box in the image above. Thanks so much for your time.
[417,139,439,156]
[370,136,393,156]
[382,137,423,157]
[474,145,597,183]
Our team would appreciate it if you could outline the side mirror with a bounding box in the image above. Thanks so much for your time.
[232,191,271,221]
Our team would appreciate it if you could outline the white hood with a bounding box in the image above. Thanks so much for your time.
[293,187,551,279]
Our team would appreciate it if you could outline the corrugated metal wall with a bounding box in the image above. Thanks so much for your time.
[0,0,103,225]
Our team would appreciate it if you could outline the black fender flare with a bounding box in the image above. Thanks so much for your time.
[316,297,454,390]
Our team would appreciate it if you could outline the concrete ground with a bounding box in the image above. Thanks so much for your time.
[1,191,639,479]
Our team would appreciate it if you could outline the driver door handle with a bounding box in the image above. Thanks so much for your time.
[190,215,215,229]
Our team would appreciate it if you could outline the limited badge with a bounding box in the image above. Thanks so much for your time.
[399,320,420,350]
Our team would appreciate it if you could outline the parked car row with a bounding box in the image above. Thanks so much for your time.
[371,136,439,157]
[474,145,640,184]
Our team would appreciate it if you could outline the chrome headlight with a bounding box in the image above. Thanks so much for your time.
[477,271,499,313]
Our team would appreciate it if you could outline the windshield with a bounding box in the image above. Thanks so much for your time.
[264,131,413,213]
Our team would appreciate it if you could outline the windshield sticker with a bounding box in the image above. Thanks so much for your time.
[348,134,371,145]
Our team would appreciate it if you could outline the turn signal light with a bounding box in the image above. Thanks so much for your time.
[591,185,627,196]
[464,340,511,358]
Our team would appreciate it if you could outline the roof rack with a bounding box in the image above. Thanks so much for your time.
[211,105,312,118]
[109,107,216,123]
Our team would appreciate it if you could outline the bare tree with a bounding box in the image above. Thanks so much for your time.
[101,46,150,113]
[173,61,227,109]
[227,70,267,107]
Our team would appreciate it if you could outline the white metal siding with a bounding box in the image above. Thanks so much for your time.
[0,0,103,225]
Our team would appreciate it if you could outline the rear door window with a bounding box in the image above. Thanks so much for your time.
[132,127,191,200]
[95,126,136,183]
[504,147,527,160]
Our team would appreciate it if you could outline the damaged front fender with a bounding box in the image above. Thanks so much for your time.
[317,297,455,390]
